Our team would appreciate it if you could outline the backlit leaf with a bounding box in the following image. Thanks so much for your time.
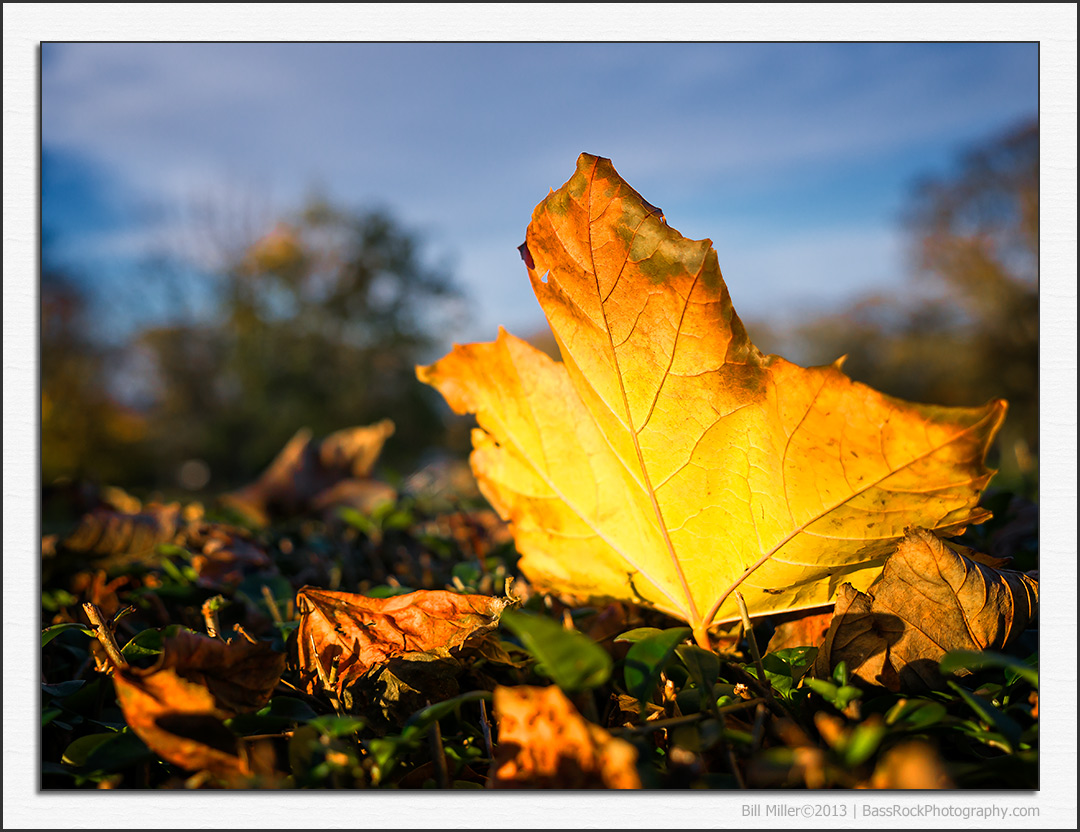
[419,153,1004,648]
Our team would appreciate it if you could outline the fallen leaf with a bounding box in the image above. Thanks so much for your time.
[489,685,641,788]
[418,153,1004,647]
[186,525,276,592]
[862,740,952,789]
[113,630,285,781]
[60,502,185,560]
[295,587,510,695]
[765,609,834,653]
[812,527,1038,690]
[220,420,396,526]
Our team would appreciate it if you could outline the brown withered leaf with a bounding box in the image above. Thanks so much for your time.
[185,525,276,592]
[60,502,186,560]
[295,587,510,695]
[113,630,285,780]
[813,527,1039,691]
[220,420,396,526]
[489,685,641,789]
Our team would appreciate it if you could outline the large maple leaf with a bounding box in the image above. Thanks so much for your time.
[418,154,1005,649]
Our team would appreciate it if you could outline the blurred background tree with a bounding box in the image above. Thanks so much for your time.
[41,242,154,489]
[42,120,1038,499]
[42,198,462,495]
[751,119,1038,489]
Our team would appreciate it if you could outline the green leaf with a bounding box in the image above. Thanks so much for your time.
[83,731,154,773]
[844,720,886,767]
[156,542,194,560]
[940,650,1039,687]
[229,695,321,735]
[614,627,663,644]
[803,678,839,702]
[885,698,948,731]
[41,622,95,647]
[499,609,611,693]
[42,679,87,698]
[307,715,368,738]
[623,627,691,705]
[760,647,817,699]
[121,628,167,658]
[948,681,1022,752]
[835,685,863,710]
[339,506,378,535]
[676,644,720,693]
[62,733,118,767]
[120,624,195,659]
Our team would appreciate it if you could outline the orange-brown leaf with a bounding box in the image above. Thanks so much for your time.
[418,153,1005,646]
[765,608,834,653]
[813,527,1039,690]
[295,587,509,695]
[489,685,640,788]
[113,631,285,779]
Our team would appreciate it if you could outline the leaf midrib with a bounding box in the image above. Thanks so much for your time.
[581,160,703,629]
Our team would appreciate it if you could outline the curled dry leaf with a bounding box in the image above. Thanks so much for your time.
[220,420,396,526]
[113,630,285,780]
[489,685,641,789]
[295,587,510,695]
[812,527,1039,691]
[418,153,1004,649]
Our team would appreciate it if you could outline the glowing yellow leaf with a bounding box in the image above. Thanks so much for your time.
[418,154,1005,649]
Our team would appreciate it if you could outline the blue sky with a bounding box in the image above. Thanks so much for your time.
[41,41,1039,351]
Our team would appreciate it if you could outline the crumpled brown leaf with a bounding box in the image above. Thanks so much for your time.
[295,587,510,696]
[113,630,285,780]
[220,420,397,526]
[813,527,1039,691]
[489,685,641,789]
